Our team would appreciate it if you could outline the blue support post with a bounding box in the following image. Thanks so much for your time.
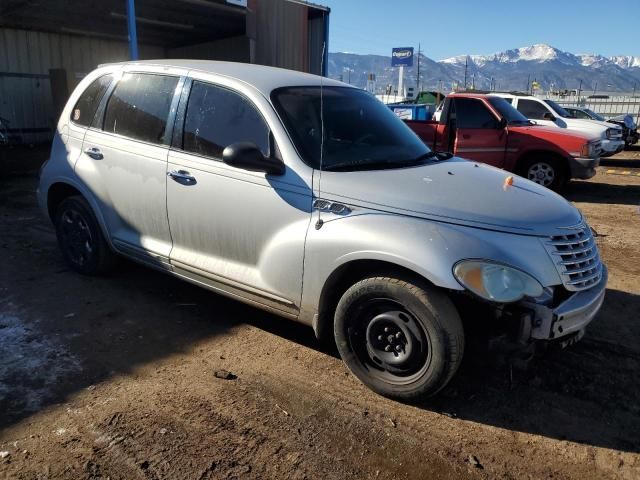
[322,11,330,77]
[126,0,139,60]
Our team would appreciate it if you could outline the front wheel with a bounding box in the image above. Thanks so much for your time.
[517,156,567,191]
[334,277,464,400]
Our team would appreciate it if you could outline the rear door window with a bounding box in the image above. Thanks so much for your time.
[517,99,550,120]
[103,73,179,144]
[71,75,113,127]
[181,81,270,159]
[454,98,499,129]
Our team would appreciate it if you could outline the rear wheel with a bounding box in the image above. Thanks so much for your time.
[54,196,116,275]
[517,156,567,191]
[334,277,464,400]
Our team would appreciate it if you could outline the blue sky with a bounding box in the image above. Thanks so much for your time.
[320,0,639,59]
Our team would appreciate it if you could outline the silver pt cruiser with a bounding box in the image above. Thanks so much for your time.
[38,61,607,399]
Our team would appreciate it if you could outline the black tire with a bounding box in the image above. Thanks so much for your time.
[516,155,567,191]
[334,277,464,400]
[54,196,116,275]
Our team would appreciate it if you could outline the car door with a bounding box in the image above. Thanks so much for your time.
[515,98,557,127]
[166,77,312,315]
[76,69,183,269]
[451,97,507,167]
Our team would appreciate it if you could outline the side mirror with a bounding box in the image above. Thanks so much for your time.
[222,142,285,175]
[498,118,507,129]
[542,112,556,121]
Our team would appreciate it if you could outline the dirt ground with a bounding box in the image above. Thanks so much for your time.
[1,151,639,479]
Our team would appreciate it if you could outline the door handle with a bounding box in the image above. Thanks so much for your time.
[462,134,471,139]
[167,169,196,183]
[84,147,103,160]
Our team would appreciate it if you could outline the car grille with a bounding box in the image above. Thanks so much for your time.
[592,140,602,155]
[546,225,603,291]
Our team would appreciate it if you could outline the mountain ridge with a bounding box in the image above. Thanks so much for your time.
[328,44,640,93]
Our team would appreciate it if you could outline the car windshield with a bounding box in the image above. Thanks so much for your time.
[487,96,531,125]
[543,99,572,118]
[271,86,433,171]
[585,108,606,121]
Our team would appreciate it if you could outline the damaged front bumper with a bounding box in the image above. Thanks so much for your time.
[519,265,608,344]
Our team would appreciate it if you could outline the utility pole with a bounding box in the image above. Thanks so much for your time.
[463,56,468,89]
[593,82,597,95]
[577,79,582,101]
[416,42,421,94]
[526,74,530,93]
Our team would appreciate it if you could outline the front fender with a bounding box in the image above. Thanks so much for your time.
[299,210,561,326]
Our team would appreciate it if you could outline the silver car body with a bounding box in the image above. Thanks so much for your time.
[38,60,607,344]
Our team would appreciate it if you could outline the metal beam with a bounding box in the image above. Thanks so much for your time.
[125,0,139,60]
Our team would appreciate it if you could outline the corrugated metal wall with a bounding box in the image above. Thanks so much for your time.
[248,0,308,73]
[0,28,163,144]
[168,36,250,62]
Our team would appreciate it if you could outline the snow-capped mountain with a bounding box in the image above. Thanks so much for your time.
[328,44,640,92]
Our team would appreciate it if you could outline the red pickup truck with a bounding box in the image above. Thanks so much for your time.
[405,93,601,191]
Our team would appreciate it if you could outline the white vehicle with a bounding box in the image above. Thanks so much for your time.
[489,93,624,157]
[432,101,444,121]
[38,61,607,399]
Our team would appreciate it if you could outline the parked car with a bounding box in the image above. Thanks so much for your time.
[432,101,444,121]
[38,61,607,400]
[489,93,625,157]
[406,93,601,191]
[565,107,639,149]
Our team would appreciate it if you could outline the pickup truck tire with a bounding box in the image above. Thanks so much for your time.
[334,277,464,400]
[516,155,567,191]
[54,196,116,275]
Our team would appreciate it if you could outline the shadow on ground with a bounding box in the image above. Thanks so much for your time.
[1,175,638,456]
[567,178,640,205]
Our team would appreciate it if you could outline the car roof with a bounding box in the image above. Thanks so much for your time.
[100,59,351,96]
[489,92,517,98]
[448,92,490,99]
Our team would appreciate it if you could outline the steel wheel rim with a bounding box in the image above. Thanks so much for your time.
[60,208,94,267]
[527,162,555,186]
[347,298,432,385]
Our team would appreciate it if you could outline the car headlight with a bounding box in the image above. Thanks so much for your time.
[605,128,613,139]
[453,260,543,303]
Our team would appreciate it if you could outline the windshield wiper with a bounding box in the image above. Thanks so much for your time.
[324,160,399,171]
[324,152,441,172]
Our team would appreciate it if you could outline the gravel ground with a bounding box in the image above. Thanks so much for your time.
[0,159,639,479]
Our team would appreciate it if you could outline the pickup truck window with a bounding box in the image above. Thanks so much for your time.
[517,99,550,120]
[543,99,572,118]
[487,97,530,125]
[182,81,270,159]
[272,86,431,171]
[454,98,499,129]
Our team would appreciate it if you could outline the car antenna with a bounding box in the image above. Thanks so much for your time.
[315,39,326,231]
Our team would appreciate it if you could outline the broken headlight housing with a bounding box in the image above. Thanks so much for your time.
[453,260,543,303]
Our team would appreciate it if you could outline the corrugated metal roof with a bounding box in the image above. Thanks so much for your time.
[285,0,330,12]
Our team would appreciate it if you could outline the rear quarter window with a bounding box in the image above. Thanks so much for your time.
[70,75,113,127]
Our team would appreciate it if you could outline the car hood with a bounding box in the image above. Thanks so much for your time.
[320,157,582,236]
[561,117,615,134]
